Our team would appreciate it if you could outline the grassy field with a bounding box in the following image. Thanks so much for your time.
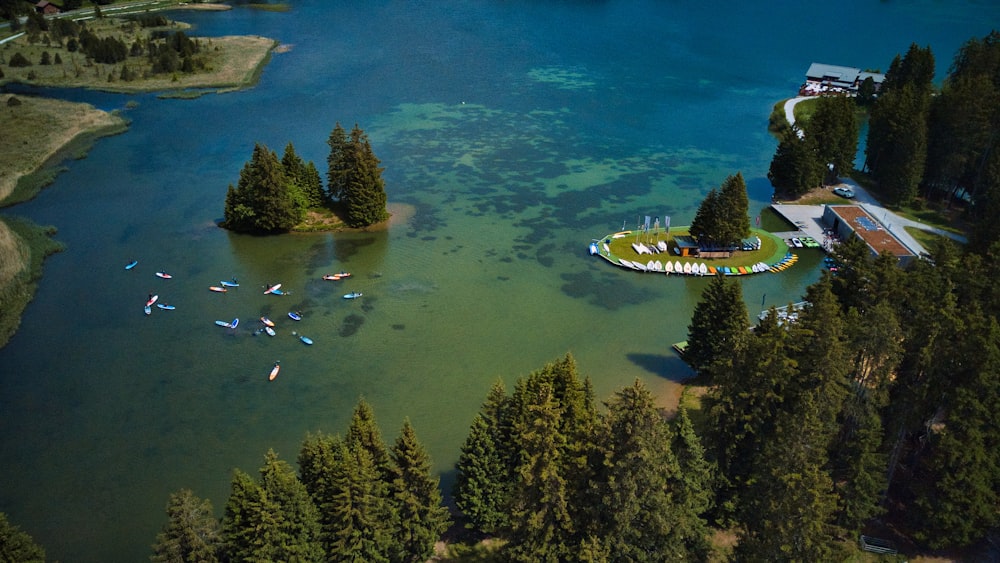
[0,94,129,204]
[0,16,276,95]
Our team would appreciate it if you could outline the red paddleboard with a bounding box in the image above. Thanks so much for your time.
[145,295,159,306]
[155,272,172,279]
[264,283,282,295]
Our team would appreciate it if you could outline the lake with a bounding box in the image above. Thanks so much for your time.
[1,1,998,560]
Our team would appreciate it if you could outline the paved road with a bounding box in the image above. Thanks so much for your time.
[780,97,967,254]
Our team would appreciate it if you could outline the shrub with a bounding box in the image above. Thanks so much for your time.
[9,52,32,67]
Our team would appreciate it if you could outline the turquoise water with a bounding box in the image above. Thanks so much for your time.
[2,1,998,560]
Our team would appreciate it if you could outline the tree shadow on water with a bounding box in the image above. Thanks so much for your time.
[626,352,694,383]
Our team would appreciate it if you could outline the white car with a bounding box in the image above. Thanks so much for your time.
[833,186,855,199]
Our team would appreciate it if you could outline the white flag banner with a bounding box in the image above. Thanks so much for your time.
[664,215,671,229]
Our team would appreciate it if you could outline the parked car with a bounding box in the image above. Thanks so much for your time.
[833,186,855,199]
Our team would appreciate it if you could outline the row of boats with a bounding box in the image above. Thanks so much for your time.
[616,254,798,276]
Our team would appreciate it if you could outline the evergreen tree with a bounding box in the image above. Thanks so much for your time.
[689,187,722,244]
[257,449,325,562]
[717,172,751,245]
[806,95,859,182]
[342,124,389,227]
[909,317,1000,548]
[150,489,221,563]
[328,442,393,562]
[768,126,822,197]
[222,143,302,233]
[298,431,348,557]
[734,396,842,562]
[454,380,513,533]
[505,381,574,562]
[281,142,324,209]
[389,419,450,563]
[0,512,45,563]
[705,309,795,519]
[221,469,282,562]
[866,83,929,205]
[326,122,350,203]
[346,398,393,481]
[453,414,508,533]
[596,380,708,561]
[683,273,749,376]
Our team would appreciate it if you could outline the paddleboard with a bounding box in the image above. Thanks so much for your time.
[215,320,231,327]
[144,305,151,315]
[157,304,175,310]
[288,311,302,321]
[343,292,363,299]
[264,283,282,295]
[269,362,280,381]
[230,318,239,329]
[125,260,138,270]
[260,317,275,327]
[300,335,313,345]
[209,286,227,293]
[155,272,172,279]
[221,280,239,287]
[265,326,276,337]
[146,295,159,307]
[270,289,284,295]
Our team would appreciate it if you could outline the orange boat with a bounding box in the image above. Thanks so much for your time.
[269,362,280,381]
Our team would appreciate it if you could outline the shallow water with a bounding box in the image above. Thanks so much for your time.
[1,1,998,560]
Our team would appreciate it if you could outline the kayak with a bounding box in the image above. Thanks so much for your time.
[209,286,227,293]
[288,311,302,321]
[260,316,275,327]
[144,305,151,315]
[299,335,314,345]
[220,280,239,287]
[264,283,282,295]
[155,272,172,279]
[269,362,280,381]
[125,260,138,270]
[265,326,276,337]
[157,304,176,310]
[343,292,363,299]
[146,295,159,307]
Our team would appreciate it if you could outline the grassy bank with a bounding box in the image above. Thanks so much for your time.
[0,216,64,348]
[0,16,277,95]
[0,94,129,204]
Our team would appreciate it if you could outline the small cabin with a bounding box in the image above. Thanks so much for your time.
[35,0,60,14]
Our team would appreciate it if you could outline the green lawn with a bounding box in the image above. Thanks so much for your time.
[601,227,789,270]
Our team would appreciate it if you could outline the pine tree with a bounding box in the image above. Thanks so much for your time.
[346,398,393,481]
[505,381,574,562]
[282,142,324,209]
[150,489,221,563]
[389,419,450,563]
[298,431,348,556]
[342,125,389,227]
[735,396,842,562]
[257,449,325,562]
[221,469,282,562]
[0,512,45,563]
[454,380,513,533]
[768,126,822,197]
[909,317,1000,548]
[326,122,350,203]
[454,414,508,533]
[683,273,749,376]
[222,143,302,233]
[328,442,393,562]
[806,96,859,181]
[597,380,707,561]
[689,187,721,245]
